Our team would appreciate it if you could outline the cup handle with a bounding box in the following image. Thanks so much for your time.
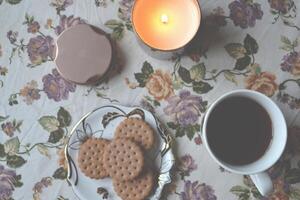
[250,172,273,196]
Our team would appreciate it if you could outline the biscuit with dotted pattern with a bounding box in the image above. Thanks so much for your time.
[103,138,144,181]
[78,137,110,179]
[113,169,154,200]
[115,118,155,150]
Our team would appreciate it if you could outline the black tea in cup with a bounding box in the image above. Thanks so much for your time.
[206,97,273,165]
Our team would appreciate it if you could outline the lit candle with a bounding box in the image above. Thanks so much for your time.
[161,14,169,24]
[132,0,201,55]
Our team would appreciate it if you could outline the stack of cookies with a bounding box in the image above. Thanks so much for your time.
[78,118,156,200]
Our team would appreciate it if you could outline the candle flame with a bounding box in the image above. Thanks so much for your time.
[161,14,169,24]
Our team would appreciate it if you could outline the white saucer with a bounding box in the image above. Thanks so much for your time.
[65,105,175,200]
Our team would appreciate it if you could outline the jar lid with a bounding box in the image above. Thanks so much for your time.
[55,24,113,85]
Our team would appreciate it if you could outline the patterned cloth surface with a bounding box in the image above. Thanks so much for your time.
[0,0,300,199]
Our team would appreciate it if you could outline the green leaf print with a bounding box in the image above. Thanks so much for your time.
[48,128,64,144]
[24,13,34,24]
[57,107,71,127]
[293,38,299,47]
[12,119,22,132]
[153,100,160,106]
[174,124,200,140]
[4,137,20,155]
[178,66,192,83]
[141,61,154,76]
[105,20,126,40]
[0,115,9,122]
[175,127,185,137]
[224,71,238,85]
[172,76,183,90]
[5,0,22,4]
[186,127,196,140]
[192,81,213,94]
[39,116,60,132]
[280,36,295,51]
[230,186,249,193]
[6,155,26,168]
[235,56,251,70]
[111,26,125,40]
[133,61,155,87]
[37,144,50,158]
[53,167,67,179]
[253,65,261,75]
[134,73,148,87]
[244,34,258,55]
[105,19,122,29]
[224,43,246,59]
[186,124,200,140]
[230,185,250,200]
[281,36,292,46]
[167,122,178,129]
[190,63,206,81]
[144,96,160,107]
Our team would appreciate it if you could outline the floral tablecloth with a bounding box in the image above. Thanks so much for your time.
[0,0,300,199]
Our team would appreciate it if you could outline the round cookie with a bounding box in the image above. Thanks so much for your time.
[115,118,155,150]
[103,138,144,181]
[113,169,154,200]
[78,138,110,179]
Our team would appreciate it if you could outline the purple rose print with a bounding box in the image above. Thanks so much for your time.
[0,165,17,200]
[164,90,206,127]
[118,0,134,22]
[281,51,300,76]
[42,69,76,101]
[55,15,85,35]
[180,180,217,200]
[178,154,198,174]
[27,35,55,65]
[228,0,263,28]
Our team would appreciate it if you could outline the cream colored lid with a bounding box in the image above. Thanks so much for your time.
[55,24,113,84]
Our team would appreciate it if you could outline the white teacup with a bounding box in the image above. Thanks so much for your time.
[201,89,287,196]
